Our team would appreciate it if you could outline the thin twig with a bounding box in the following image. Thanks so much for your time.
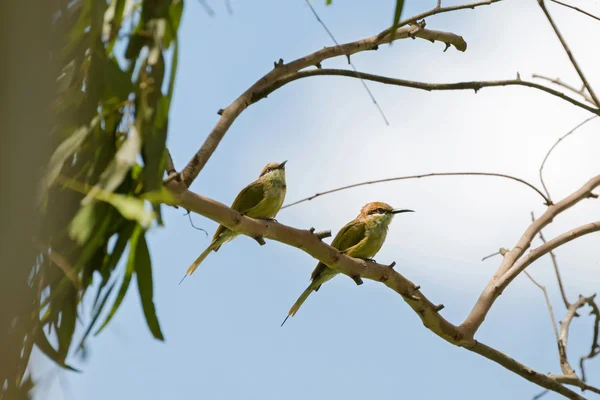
[539,115,598,202]
[481,251,501,262]
[549,0,600,22]
[377,0,501,41]
[225,0,233,15]
[538,0,600,107]
[185,210,208,236]
[532,74,594,104]
[580,299,600,383]
[281,171,551,209]
[523,271,560,343]
[258,69,600,116]
[531,212,571,309]
[304,0,389,125]
[197,0,215,17]
[178,3,492,188]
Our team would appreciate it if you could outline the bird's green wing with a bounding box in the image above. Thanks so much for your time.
[212,180,264,242]
[310,219,366,281]
[230,180,265,214]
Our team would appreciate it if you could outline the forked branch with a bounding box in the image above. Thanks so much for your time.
[164,178,583,399]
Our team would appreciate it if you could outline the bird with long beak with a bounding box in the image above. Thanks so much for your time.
[180,161,288,283]
[281,202,413,325]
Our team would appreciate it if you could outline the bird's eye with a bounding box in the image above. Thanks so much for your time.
[377,208,384,213]
[267,168,273,172]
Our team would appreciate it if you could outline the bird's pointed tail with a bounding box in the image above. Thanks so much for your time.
[281,281,319,326]
[180,240,220,284]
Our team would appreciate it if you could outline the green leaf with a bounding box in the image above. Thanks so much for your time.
[69,203,97,245]
[95,224,142,335]
[164,0,183,49]
[135,233,164,340]
[104,193,154,228]
[41,115,101,200]
[326,0,333,4]
[103,57,133,102]
[81,124,141,205]
[93,222,136,309]
[34,324,80,372]
[390,0,406,40]
[57,292,78,361]
[167,37,179,100]
[81,280,117,345]
[104,0,126,54]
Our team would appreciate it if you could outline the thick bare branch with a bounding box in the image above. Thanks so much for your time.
[531,212,571,309]
[165,180,584,399]
[539,115,598,202]
[549,0,600,22]
[178,19,473,187]
[165,180,466,345]
[256,69,600,116]
[469,342,584,399]
[282,171,551,210]
[461,175,600,337]
[532,75,594,105]
[538,0,600,107]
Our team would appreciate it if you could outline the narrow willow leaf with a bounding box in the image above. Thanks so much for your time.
[390,0,405,41]
[94,224,142,335]
[34,324,80,372]
[80,281,117,345]
[81,124,141,205]
[135,233,164,340]
[42,115,101,199]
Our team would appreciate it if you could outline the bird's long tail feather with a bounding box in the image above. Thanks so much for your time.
[281,281,319,326]
[179,239,221,284]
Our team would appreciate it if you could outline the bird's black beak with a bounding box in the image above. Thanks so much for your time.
[277,160,287,169]
[391,209,414,214]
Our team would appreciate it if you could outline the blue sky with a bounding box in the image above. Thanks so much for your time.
[35,0,600,399]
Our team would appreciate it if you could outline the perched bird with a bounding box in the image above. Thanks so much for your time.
[281,202,413,325]
[180,160,288,283]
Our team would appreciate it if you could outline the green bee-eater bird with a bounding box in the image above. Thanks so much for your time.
[281,202,413,325]
[181,160,287,282]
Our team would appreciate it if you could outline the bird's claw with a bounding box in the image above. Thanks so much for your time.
[260,217,278,223]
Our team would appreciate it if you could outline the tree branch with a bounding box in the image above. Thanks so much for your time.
[539,116,598,202]
[580,299,600,383]
[461,174,600,337]
[523,271,560,344]
[376,0,502,41]
[255,69,600,116]
[165,180,585,399]
[282,171,551,210]
[547,295,600,396]
[532,74,594,105]
[531,211,571,309]
[469,342,585,400]
[549,0,600,23]
[165,180,466,346]
[178,17,477,187]
[538,0,600,107]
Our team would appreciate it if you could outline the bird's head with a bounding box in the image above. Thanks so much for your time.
[359,202,414,226]
[258,160,287,184]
